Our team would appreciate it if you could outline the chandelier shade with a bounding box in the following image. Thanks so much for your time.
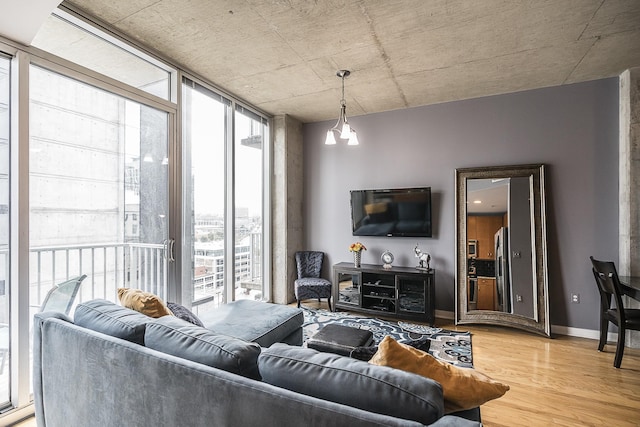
[325,70,359,145]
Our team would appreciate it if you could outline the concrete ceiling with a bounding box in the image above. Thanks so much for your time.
[64,0,640,123]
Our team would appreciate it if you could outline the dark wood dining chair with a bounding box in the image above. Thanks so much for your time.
[590,257,640,368]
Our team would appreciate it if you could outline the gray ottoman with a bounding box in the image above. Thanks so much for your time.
[307,323,374,356]
[199,300,304,347]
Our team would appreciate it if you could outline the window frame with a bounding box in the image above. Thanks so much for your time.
[180,76,272,307]
[0,4,273,418]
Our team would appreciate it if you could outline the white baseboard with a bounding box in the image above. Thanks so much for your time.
[437,310,613,342]
[551,324,617,342]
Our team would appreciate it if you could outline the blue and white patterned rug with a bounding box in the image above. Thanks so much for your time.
[302,308,473,368]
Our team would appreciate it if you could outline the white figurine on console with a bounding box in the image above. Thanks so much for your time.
[414,244,431,271]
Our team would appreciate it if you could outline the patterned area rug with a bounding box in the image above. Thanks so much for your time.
[302,308,473,368]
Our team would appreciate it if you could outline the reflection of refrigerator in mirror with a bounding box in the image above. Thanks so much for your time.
[468,277,477,311]
[495,227,511,313]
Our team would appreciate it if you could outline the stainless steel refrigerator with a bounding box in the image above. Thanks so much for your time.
[494,227,511,313]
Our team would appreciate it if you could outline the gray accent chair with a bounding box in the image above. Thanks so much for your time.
[294,251,332,311]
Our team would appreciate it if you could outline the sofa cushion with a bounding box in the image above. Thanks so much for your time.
[117,288,173,318]
[258,343,444,425]
[166,302,204,327]
[198,300,304,347]
[74,299,149,345]
[370,336,509,413]
[145,316,262,380]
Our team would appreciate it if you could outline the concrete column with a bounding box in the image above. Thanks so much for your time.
[271,115,304,304]
[619,68,640,347]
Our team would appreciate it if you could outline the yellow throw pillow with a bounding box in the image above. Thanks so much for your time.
[117,288,173,318]
[369,336,509,413]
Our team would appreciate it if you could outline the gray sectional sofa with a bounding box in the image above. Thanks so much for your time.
[33,299,481,427]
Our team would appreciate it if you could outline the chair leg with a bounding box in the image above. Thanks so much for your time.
[327,296,332,312]
[598,317,609,351]
[297,299,301,308]
[614,326,626,368]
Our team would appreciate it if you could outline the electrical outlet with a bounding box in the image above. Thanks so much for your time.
[513,251,521,258]
[571,293,580,303]
[516,294,523,302]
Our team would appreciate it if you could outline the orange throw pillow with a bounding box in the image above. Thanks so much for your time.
[117,288,173,318]
[369,336,509,413]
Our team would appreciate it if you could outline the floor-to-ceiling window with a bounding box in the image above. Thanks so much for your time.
[0,54,11,407]
[182,79,270,315]
[234,107,268,303]
[28,65,171,391]
[0,6,271,419]
[182,80,229,311]
[29,65,170,305]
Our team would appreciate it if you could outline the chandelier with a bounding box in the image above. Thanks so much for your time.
[325,70,359,145]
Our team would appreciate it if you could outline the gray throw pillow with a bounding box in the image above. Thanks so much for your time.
[145,316,262,380]
[258,343,444,425]
[166,302,204,327]
[74,299,149,345]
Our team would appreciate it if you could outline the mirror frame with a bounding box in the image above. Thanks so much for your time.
[455,164,550,337]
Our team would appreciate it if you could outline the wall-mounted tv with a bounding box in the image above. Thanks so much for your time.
[350,187,432,237]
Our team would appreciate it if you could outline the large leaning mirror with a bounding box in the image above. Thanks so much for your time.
[455,164,550,337]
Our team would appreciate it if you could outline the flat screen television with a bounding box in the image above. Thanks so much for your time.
[350,187,432,237]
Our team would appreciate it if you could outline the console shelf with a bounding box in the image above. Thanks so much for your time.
[333,262,435,325]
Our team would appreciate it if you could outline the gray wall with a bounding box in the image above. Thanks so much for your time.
[302,78,619,330]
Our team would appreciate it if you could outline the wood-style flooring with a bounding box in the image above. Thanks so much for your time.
[449,321,640,426]
[13,301,640,426]
[304,301,640,427]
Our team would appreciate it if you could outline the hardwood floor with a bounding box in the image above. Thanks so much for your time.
[440,320,640,427]
[13,302,640,426]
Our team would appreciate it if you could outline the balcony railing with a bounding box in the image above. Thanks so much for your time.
[29,242,167,307]
[0,235,262,313]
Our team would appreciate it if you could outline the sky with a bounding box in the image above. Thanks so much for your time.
[188,87,263,218]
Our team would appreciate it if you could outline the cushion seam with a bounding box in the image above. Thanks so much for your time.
[77,304,148,331]
[147,323,246,363]
[260,352,442,411]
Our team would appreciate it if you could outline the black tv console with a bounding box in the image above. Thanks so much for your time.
[332,262,435,325]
